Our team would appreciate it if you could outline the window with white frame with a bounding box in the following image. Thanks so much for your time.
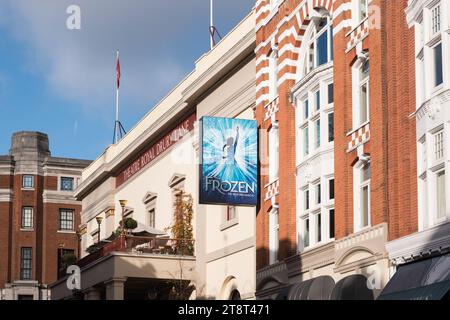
[329,178,335,200]
[299,179,334,251]
[329,209,335,239]
[315,119,321,149]
[328,112,334,142]
[358,0,368,22]
[434,130,444,161]
[22,175,34,189]
[431,3,441,36]
[268,51,278,101]
[315,212,322,243]
[353,58,370,128]
[428,2,444,88]
[304,188,310,211]
[59,209,74,231]
[269,124,279,182]
[21,207,33,229]
[269,208,279,264]
[357,162,371,230]
[60,177,74,191]
[301,14,333,77]
[436,170,446,220]
[149,208,156,228]
[303,125,310,157]
[303,98,309,120]
[315,89,321,112]
[433,42,444,87]
[315,183,322,205]
[302,216,310,248]
[359,59,370,125]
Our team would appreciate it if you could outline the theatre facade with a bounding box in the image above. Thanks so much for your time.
[50,11,257,300]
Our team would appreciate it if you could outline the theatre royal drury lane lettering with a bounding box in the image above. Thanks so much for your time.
[116,113,196,187]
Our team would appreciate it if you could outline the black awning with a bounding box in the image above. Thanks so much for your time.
[330,275,374,300]
[276,276,335,300]
[378,253,450,300]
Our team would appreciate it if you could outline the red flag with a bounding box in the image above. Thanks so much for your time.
[116,54,121,89]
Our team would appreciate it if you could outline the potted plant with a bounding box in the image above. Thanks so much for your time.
[86,244,99,254]
[62,253,77,265]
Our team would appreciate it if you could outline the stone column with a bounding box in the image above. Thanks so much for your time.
[105,278,126,300]
[83,288,101,300]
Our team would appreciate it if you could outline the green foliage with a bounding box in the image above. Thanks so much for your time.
[125,217,138,230]
[86,244,100,254]
[62,253,77,265]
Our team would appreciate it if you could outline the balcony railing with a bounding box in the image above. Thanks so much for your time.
[77,235,195,269]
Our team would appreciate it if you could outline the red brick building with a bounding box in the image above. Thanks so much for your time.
[255,0,418,299]
[0,132,91,300]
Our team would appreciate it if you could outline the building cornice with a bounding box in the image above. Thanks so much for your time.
[387,221,450,264]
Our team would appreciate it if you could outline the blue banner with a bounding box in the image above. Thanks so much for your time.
[200,117,258,206]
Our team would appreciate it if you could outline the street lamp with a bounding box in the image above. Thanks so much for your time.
[95,216,103,244]
[119,199,128,236]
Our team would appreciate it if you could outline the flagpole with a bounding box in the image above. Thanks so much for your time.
[115,50,120,143]
[210,0,214,50]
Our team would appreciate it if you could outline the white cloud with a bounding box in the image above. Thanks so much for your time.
[0,0,253,118]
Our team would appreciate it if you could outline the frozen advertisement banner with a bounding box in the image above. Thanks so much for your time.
[200,117,258,206]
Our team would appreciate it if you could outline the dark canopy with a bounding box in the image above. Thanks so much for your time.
[378,253,450,300]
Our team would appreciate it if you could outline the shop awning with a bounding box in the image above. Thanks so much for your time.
[276,276,335,300]
[378,253,450,300]
[330,275,374,300]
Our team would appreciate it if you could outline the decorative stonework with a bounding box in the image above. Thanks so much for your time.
[265,179,280,201]
[347,123,370,152]
[264,97,280,121]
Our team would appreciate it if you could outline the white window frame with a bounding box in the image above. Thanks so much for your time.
[435,169,447,222]
[314,118,321,150]
[21,207,34,230]
[352,58,370,129]
[22,175,34,190]
[269,207,279,264]
[354,160,371,232]
[268,50,278,101]
[269,123,279,182]
[299,14,333,78]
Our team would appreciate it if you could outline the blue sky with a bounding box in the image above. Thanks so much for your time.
[0,0,254,160]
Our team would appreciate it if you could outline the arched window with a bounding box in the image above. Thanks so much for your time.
[298,11,333,79]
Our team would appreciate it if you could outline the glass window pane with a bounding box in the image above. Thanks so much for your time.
[305,189,310,211]
[316,213,322,243]
[329,179,335,200]
[434,43,443,87]
[360,83,368,124]
[304,99,309,119]
[359,0,368,21]
[315,120,321,149]
[304,126,309,156]
[329,209,335,238]
[315,90,321,111]
[316,31,329,66]
[328,113,334,142]
[361,186,369,227]
[316,184,321,204]
[328,83,334,104]
[61,177,74,191]
[304,218,310,248]
[437,171,446,219]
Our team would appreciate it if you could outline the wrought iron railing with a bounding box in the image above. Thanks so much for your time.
[77,235,195,268]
